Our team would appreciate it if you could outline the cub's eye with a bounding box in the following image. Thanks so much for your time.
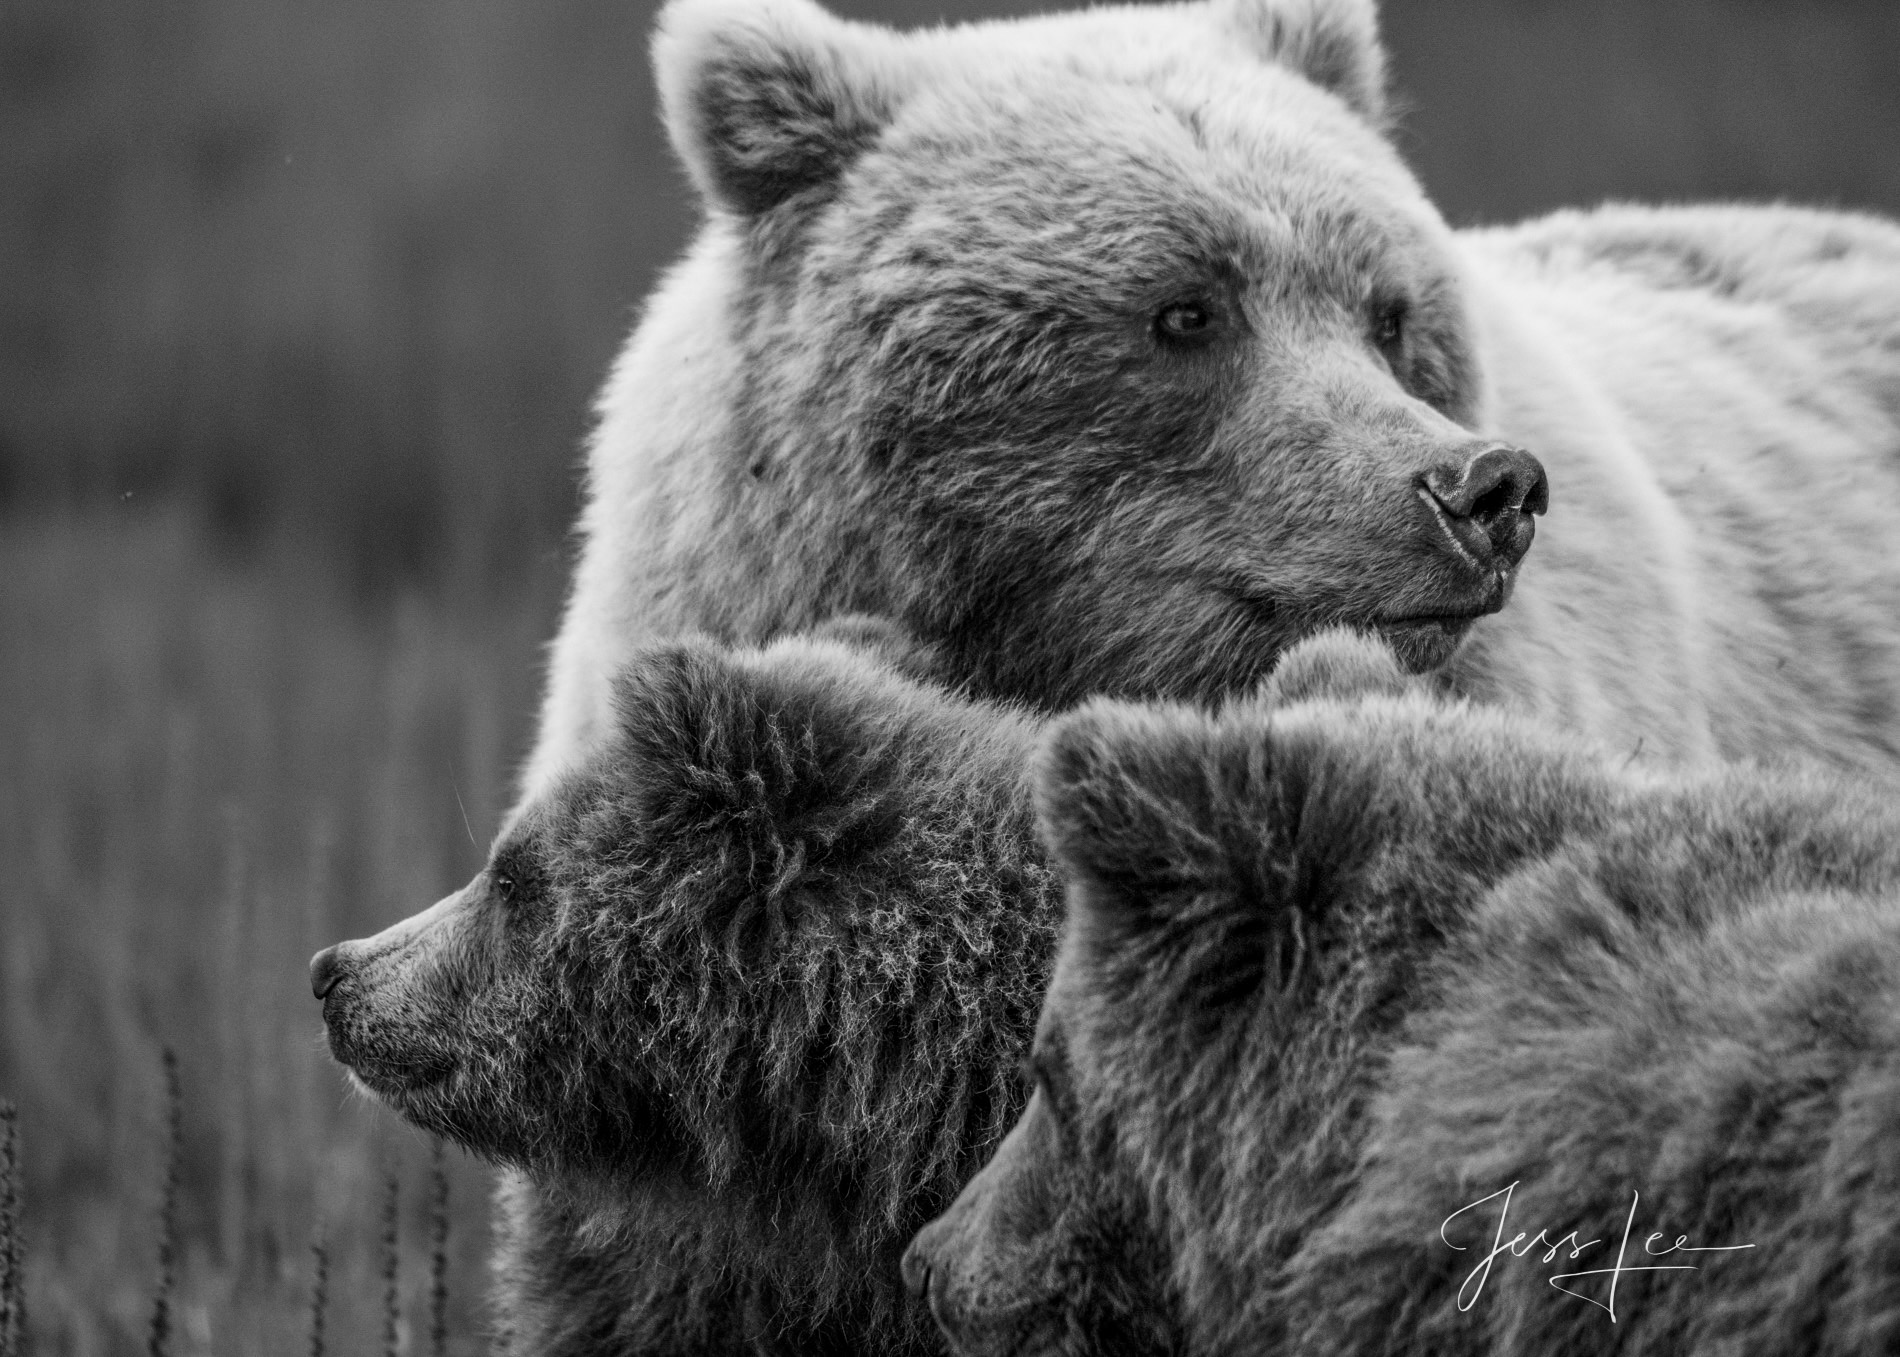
[1155,300,1214,343]
[1019,1051,1048,1093]
[488,846,544,918]
[491,859,532,902]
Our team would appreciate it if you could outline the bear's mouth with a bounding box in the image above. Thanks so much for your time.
[336,1044,457,1100]
[1373,608,1486,672]
[1373,570,1514,671]
[344,1057,454,1103]
[320,994,457,1096]
[1379,609,1484,632]
[921,1278,1064,1357]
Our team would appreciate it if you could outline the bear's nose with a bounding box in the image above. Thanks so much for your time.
[900,1239,931,1298]
[1418,444,1549,572]
[310,944,345,1000]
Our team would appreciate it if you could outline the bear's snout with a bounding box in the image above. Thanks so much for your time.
[898,1237,929,1298]
[1417,443,1549,573]
[310,943,345,999]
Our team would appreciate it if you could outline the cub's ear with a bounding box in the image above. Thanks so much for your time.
[607,637,904,855]
[1215,0,1386,123]
[1259,627,1410,707]
[1034,702,1239,904]
[654,0,905,217]
[1036,703,1303,1010]
[607,639,752,821]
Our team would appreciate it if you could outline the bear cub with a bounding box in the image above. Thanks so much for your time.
[312,623,1062,1354]
[907,631,1900,1357]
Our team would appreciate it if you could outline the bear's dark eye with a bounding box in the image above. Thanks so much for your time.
[1155,300,1214,343]
[489,850,538,907]
[1023,1048,1074,1115]
[1372,300,1407,369]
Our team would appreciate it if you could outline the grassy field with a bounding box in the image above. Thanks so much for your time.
[0,507,562,1355]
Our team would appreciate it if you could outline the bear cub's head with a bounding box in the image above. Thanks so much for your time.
[311,619,1052,1235]
[901,630,1607,1355]
[655,0,1547,703]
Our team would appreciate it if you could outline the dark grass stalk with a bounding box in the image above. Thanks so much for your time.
[1,1100,21,1357]
[307,1228,328,1357]
[429,1141,448,1357]
[147,1050,182,1357]
[382,1173,400,1357]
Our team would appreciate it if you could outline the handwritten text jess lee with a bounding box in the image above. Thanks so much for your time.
[1441,1182,1755,1322]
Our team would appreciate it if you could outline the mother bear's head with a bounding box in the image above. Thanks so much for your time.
[607,0,1546,713]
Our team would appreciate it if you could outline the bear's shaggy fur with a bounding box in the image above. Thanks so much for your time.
[526,0,1900,806]
[315,630,1060,1354]
[905,632,1900,1355]
[481,0,1900,1345]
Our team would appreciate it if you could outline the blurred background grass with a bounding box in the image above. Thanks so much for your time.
[4,0,1899,1351]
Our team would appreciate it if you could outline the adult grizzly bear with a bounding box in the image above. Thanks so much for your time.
[905,632,1900,1355]
[523,0,1900,806]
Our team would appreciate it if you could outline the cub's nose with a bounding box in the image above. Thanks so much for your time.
[900,1238,932,1298]
[1419,444,1549,572]
[310,944,345,1000]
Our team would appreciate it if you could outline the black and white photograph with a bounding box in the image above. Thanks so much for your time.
[6,0,1900,1352]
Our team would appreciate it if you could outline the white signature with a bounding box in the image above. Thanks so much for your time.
[1441,1182,1755,1322]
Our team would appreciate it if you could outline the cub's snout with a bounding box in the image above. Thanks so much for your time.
[310,881,481,1106]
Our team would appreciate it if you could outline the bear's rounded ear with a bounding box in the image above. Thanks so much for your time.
[1259,627,1411,707]
[608,637,740,773]
[653,0,905,218]
[1037,705,1301,1011]
[1215,0,1387,123]
[1034,701,1230,902]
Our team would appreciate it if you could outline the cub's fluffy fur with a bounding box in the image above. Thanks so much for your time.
[910,631,1900,1355]
[318,629,1057,1354]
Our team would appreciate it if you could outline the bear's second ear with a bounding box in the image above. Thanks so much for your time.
[1034,702,1239,905]
[653,0,904,218]
[1216,0,1386,123]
